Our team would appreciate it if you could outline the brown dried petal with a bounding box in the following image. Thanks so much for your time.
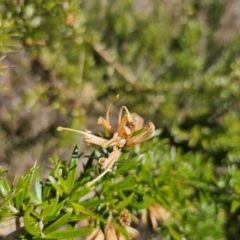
[97,116,113,135]
[98,147,121,170]
[148,204,170,230]
[83,131,108,146]
[149,213,158,230]
[125,226,139,239]
[117,233,126,240]
[117,115,132,138]
[118,210,131,227]
[86,227,104,240]
[102,133,126,148]
[141,209,148,225]
[118,106,133,125]
[153,203,171,222]
[126,122,155,147]
[131,113,144,131]
[104,223,118,240]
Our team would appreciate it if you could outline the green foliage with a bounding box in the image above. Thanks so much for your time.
[0,135,234,239]
[0,148,94,239]
[1,0,240,239]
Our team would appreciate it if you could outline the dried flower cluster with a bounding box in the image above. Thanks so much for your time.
[86,211,138,240]
[57,98,171,239]
[58,96,155,185]
[118,210,139,239]
[141,203,170,230]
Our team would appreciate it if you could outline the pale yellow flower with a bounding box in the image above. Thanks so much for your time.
[97,102,155,148]
[57,96,155,185]
[118,209,131,227]
[131,113,144,132]
[88,147,121,186]
[58,96,155,149]
[101,132,126,149]
[125,122,155,147]
[104,220,138,240]
[99,147,121,170]
[141,203,170,230]
[124,226,139,239]
[104,223,118,240]
[97,116,113,136]
[97,95,117,136]
[118,210,139,239]
[86,227,104,240]
[57,127,108,147]
[88,212,138,240]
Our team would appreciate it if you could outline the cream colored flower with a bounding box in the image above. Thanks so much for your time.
[57,127,108,147]
[88,147,122,186]
[141,203,170,230]
[118,210,139,239]
[101,132,126,149]
[104,220,138,240]
[57,96,155,185]
[88,212,138,240]
[118,209,131,227]
[125,122,155,147]
[131,113,144,131]
[58,96,155,150]
[86,227,104,240]
[97,102,155,148]
[104,223,118,240]
[124,226,139,239]
[99,147,121,170]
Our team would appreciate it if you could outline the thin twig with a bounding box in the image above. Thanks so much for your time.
[86,39,140,90]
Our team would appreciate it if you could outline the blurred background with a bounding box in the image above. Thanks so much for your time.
[1,0,240,239]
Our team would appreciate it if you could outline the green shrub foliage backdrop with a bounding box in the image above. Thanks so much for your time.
[1,0,240,239]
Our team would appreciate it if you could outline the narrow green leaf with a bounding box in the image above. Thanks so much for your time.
[24,206,41,236]
[105,176,136,194]
[81,197,116,208]
[131,127,146,137]
[168,226,182,240]
[48,176,64,195]
[67,222,75,240]
[43,211,71,234]
[68,185,92,202]
[42,182,52,201]
[68,214,90,222]
[115,192,135,210]
[43,201,66,222]
[41,195,65,220]
[231,200,240,213]
[44,228,93,239]
[70,202,106,223]
[0,174,11,196]
[22,163,37,200]
[0,185,8,197]
[0,189,22,208]
[117,159,139,172]
[14,177,24,210]
[33,169,43,204]
[14,164,37,210]
[55,173,68,194]
[66,146,79,191]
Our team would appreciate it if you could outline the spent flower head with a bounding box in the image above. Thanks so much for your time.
[57,95,155,184]
[99,213,138,240]
[141,203,170,230]
[86,227,104,240]
[118,210,139,239]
